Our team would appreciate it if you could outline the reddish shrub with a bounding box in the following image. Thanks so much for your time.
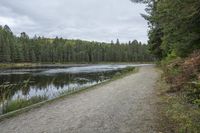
[165,50,200,91]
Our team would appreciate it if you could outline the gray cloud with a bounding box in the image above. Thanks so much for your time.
[0,0,148,43]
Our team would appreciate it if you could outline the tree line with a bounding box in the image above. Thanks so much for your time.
[131,0,200,59]
[0,25,153,63]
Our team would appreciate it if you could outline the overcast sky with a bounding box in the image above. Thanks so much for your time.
[0,0,148,43]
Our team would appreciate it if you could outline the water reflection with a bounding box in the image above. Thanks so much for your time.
[0,64,150,114]
[0,65,133,114]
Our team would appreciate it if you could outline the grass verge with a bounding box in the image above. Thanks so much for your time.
[2,96,48,114]
[156,73,200,133]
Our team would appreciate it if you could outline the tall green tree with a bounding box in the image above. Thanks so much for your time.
[131,0,200,59]
[0,25,12,62]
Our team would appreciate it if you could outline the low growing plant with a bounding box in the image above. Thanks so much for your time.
[3,96,48,114]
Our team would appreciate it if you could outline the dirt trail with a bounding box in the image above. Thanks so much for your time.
[0,66,160,133]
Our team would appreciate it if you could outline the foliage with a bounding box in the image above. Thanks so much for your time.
[132,0,200,106]
[157,78,200,132]
[0,25,154,63]
[131,0,200,130]
[131,0,200,59]
[3,96,48,113]
[162,51,200,106]
[121,66,135,73]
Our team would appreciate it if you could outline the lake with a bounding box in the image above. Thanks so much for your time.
[0,64,151,115]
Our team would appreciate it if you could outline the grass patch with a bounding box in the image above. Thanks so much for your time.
[3,96,48,114]
[157,75,200,133]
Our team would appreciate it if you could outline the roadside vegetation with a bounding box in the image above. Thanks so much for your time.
[157,51,200,132]
[3,96,48,114]
[157,76,200,133]
[161,51,200,105]
[131,0,200,131]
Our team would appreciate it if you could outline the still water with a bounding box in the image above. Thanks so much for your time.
[0,64,150,114]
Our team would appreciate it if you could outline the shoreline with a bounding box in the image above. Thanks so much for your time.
[0,67,139,121]
[0,62,154,69]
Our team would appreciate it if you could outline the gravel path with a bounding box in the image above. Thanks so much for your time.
[0,66,160,133]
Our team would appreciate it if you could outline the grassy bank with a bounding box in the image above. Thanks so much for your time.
[0,66,138,121]
[2,96,48,114]
[157,76,200,132]
[156,51,200,132]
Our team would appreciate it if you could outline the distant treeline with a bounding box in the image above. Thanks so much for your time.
[0,25,153,63]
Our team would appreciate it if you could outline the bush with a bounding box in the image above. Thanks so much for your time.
[121,66,135,73]
[162,50,200,105]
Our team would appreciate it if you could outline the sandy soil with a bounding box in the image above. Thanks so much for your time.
[0,66,160,133]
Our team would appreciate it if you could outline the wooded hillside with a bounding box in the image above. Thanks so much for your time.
[0,25,153,63]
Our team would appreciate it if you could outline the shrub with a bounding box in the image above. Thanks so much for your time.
[162,50,200,105]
